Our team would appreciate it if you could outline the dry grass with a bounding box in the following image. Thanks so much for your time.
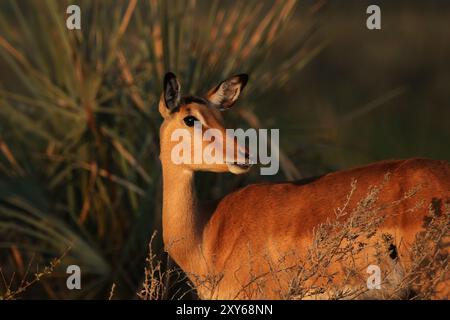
[137,232,193,300]
[138,175,449,300]
[0,249,69,300]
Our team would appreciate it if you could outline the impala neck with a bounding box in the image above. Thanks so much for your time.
[161,160,205,273]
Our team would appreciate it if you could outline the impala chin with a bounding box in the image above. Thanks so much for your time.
[227,162,252,174]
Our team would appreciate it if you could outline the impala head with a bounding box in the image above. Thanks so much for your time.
[158,72,251,174]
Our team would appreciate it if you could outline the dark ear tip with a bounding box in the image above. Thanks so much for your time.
[164,72,177,85]
[237,73,249,88]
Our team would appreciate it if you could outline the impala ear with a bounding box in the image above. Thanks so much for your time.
[206,74,248,110]
[159,72,181,118]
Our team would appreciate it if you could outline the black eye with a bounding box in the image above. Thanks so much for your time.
[183,116,198,127]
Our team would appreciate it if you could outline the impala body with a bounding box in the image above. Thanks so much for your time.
[158,72,450,299]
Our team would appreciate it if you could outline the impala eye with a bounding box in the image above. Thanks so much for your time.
[183,115,198,127]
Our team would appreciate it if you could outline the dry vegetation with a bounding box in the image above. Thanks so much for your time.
[0,249,69,300]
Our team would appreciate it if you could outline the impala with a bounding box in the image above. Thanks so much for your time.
[158,72,450,299]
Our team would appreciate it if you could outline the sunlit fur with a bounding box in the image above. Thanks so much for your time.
[158,76,450,299]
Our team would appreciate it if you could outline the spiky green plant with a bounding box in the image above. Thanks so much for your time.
[0,0,322,298]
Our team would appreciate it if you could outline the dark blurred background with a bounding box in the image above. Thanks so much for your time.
[273,0,450,174]
[0,0,449,299]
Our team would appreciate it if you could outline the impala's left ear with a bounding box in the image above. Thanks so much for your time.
[206,74,248,110]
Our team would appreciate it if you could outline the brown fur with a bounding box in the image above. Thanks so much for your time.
[201,158,450,298]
